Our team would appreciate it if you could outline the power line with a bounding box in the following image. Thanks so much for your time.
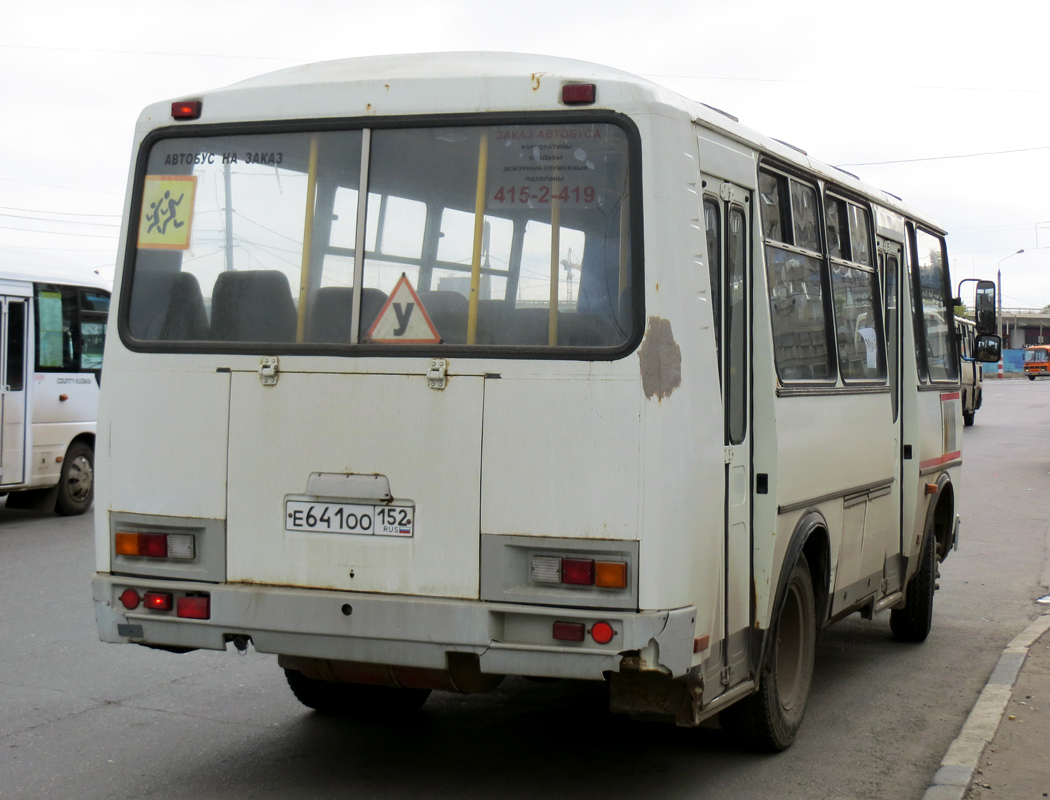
[0,243,116,253]
[645,73,1050,96]
[838,146,1050,167]
[0,176,124,196]
[0,204,120,219]
[0,42,305,63]
[0,212,120,228]
[0,222,119,239]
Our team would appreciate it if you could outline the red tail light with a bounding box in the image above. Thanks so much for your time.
[590,621,615,644]
[140,534,168,558]
[119,588,140,610]
[552,621,585,642]
[561,558,594,585]
[177,595,210,620]
[143,591,173,611]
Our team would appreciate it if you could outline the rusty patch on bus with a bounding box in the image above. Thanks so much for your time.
[638,317,682,401]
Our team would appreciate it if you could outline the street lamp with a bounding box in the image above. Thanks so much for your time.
[997,249,1025,345]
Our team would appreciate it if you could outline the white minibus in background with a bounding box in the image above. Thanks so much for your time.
[956,315,983,426]
[92,53,1001,751]
[0,267,109,515]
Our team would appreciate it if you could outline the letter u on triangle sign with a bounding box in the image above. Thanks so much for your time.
[367,274,441,344]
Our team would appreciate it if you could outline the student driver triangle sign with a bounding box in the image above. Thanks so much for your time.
[367,274,441,344]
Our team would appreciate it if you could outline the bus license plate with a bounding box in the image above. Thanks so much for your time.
[285,500,413,537]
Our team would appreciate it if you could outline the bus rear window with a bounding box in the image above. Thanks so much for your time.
[124,121,635,354]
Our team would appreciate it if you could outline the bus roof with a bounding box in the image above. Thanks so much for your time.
[0,263,111,293]
[143,51,943,232]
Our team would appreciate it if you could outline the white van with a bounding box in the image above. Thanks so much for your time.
[1,267,109,514]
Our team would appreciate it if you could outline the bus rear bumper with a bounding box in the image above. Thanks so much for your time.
[92,574,697,681]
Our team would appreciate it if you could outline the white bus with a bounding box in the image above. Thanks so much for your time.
[92,54,1000,750]
[956,316,983,426]
[0,267,109,515]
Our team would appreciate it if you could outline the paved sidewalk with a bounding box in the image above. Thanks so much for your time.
[924,615,1050,800]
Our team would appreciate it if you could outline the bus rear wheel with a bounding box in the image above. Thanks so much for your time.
[55,441,94,516]
[284,668,431,717]
[722,554,817,751]
[890,530,936,642]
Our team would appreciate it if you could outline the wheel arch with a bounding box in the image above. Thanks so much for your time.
[924,473,955,563]
[750,511,830,679]
[67,432,96,453]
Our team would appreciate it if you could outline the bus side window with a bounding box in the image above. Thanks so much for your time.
[703,197,722,379]
[827,198,884,382]
[6,300,25,391]
[911,227,958,382]
[760,168,833,382]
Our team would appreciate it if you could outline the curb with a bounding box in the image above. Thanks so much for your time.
[923,614,1050,800]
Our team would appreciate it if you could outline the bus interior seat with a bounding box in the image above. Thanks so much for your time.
[128,271,209,341]
[416,290,467,344]
[210,270,297,343]
[475,299,507,345]
[558,311,619,346]
[507,308,553,345]
[306,286,387,343]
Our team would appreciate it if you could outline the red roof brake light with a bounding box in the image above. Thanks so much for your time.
[171,100,202,120]
[562,84,596,105]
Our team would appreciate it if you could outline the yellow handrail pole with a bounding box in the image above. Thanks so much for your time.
[296,135,320,343]
[549,190,560,345]
[466,132,489,345]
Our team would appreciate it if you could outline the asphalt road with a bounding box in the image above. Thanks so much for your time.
[2,378,1048,799]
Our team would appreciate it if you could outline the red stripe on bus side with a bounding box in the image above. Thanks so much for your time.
[940,392,961,401]
[919,450,962,470]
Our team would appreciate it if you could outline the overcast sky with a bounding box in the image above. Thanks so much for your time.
[3,0,1049,309]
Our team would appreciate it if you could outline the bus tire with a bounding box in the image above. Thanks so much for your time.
[55,441,94,516]
[284,668,431,717]
[1028,375,1036,381]
[890,530,935,642]
[722,554,817,751]
[963,411,975,427]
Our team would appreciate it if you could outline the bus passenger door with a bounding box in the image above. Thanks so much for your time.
[878,237,905,592]
[703,178,752,688]
[0,297,27,486]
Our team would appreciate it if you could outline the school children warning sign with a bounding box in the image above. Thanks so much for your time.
[367,274,440,344]
[137,175,197,250]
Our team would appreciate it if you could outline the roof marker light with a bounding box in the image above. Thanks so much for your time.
[562,84,596,105]
[171,100,202,120]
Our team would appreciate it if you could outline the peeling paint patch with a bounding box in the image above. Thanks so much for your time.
[638,316,682,400]
[531,73,544,91]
